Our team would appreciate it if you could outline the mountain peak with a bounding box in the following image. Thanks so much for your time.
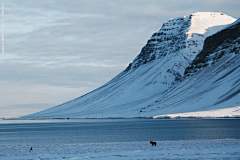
[187,12,236,38]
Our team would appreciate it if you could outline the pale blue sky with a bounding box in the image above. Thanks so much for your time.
[0,0,239,118]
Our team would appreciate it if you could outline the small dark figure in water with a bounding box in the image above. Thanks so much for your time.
[150,141,157,146]
[29,147,33,152]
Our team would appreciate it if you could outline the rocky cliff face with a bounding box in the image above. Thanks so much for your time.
[20,12,238,119]
[126,15,191,71]
[126,12,236,83]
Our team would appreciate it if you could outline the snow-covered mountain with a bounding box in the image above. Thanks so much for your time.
[21,12,239,119]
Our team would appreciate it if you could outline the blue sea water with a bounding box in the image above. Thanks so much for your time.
[0,119,239,145]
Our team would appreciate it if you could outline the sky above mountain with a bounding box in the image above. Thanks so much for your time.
[0,0,239,118]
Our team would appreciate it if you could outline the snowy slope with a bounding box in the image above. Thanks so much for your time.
[20,12,238,119]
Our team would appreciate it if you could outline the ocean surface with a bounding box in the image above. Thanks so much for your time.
[0,119,239,145]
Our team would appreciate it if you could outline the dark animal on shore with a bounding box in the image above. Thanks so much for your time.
[150,141,157,146]
[29,147,33,152]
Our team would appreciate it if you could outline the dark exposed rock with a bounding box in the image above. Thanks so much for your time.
[123,15,192,72]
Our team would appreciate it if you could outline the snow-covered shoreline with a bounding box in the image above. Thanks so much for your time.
[153,106,240,119]
[1,139,240,160]
[13,106,240,120]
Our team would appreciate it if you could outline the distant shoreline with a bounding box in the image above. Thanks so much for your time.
[3,116,240,121]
